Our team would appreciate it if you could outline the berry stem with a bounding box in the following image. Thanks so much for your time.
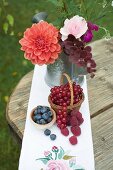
[55,152,58,160]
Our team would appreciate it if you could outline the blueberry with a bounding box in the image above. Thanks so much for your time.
[41,107,47,114]
[34,109,38,115]
[44,129,51,136]
[50,134,56,141]
[39,119,46,124]
[37,114,42,119]
[33,115,37,122]
[42,113,49,120]
[36,120,40,124]
[37,108,41,114]
[46,107,50,111]
[37,105,42,109]
[48,111,53,117]
[33,114,42,121]
[47,117,52,123]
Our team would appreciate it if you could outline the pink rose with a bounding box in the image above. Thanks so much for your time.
[60,15,88,41]
[46,160,69,170]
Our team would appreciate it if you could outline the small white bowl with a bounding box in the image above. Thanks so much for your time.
[30,106,56,129]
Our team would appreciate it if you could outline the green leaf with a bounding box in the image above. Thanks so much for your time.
[3,0,8,6]
[3,22,9,34]
[66,0,80,16]
[58,147,65,159]
[63,155,75,160]
[48,0,63,7]
[36,158,49,165]
[6,14,14,27]
[10,31,14,36]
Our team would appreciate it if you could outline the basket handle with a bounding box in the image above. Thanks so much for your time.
[60,73,74,108]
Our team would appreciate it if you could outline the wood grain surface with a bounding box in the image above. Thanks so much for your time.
[6,38,113,169]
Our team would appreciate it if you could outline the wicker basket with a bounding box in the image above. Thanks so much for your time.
[48,73,84,113]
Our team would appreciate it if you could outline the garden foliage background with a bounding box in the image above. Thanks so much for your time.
[0,0,113,169]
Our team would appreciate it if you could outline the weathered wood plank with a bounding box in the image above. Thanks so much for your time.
[92,107,113,170]
[88,38,113,116]
[6,71,33,139]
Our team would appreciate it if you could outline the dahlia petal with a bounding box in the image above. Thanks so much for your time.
[50,44,57,52]
[19,38,31,46]
[32,58,44,65]
[56,44,61,52]
[21,46,27,51]
[38,54,45,60]
[45,52,51,61]
[24,52,31,60]
[52,36,58,44]
[47,58,55,64]
[34,50,42,56]
[51,53,58,59]
[26,48,34,53]
[24,28,31,37]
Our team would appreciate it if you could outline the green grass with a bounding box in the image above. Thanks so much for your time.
[0,0,113,169]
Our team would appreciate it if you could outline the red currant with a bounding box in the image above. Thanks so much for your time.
[66,100,70,106]
[62,117,66,123]
[57,110,62,115]
[59,114,63,119]
[63,111,67,116]
[63,103,67,106]
[57,120,62,125]
[62,107,67,111]
[60,123,65,129]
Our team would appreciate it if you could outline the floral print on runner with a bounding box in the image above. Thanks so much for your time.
[36,146,85,170]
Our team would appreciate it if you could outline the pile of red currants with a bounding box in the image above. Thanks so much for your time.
[50,82,83,106]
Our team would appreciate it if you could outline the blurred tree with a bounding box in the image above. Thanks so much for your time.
[0,0,14,35]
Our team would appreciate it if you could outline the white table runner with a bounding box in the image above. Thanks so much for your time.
[19,65,95,170]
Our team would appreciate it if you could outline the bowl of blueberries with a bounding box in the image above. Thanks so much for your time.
[30,105,56,129]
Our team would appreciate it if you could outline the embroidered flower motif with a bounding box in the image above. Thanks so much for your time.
[52,146,59,153]
[46,160,69,170]
[60,15,88,41]
[19,21,61,65]
[69,157,76,167]
[44,151,51,157]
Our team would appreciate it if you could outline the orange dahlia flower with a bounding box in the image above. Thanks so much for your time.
[19,21,61,65]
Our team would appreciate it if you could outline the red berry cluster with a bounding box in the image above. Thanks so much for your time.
[67,110,84,126]
[62,110,84,145]
[50,82,83,106]
[56,107,67,129]
[49,82,84,145]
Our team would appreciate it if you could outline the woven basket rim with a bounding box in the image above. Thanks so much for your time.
[48,93,84,110]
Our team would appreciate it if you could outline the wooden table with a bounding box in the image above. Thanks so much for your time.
[6,39,113,170]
